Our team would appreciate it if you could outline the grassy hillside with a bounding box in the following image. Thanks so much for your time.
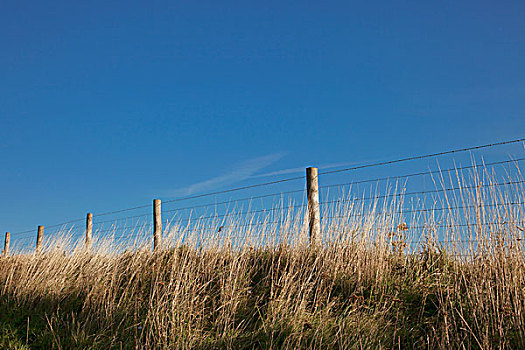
[1,169,524,349]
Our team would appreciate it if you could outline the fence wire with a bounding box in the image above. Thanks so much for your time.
[4,138,524,257]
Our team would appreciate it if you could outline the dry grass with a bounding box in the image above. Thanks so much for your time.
[1,166,524,349]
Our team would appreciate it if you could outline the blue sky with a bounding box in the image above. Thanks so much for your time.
[1,1,525,236]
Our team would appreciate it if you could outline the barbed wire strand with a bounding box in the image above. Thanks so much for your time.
[321,201,525,219]
[171,203,307,223]
[320,180,525,206]
[163,177,304,204]
[319,138,525,176]
[163,189,306,213]
[319,157,525,190]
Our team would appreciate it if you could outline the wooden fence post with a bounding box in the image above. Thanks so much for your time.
[85,213,93,252]
[36,225,44,254]
[306,167,321,246]
[153,199,162,251]
[3,232,9,256]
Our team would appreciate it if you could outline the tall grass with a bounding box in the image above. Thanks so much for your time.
[1,166,524,349]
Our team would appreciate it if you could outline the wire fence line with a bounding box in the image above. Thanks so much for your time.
[321,201,525,220]
[93,213,152,225]
[323,218,525,233]
[320,180,525,206]
[9,154,522,238]
[162,175,305,204]
[319,157,525,190]
[2,137,525,256]
[317,138,525,176]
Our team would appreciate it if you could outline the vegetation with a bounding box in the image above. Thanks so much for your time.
[1,168,524,349]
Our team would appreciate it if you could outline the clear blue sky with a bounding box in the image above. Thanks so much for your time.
[1,1,524,236]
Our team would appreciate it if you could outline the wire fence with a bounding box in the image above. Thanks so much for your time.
[3,137,525,258]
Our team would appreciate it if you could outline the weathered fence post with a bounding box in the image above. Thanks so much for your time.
[153,199,162,251]
[3,232,9,256]
[36,225,44,254]
[306,167,321,246]
[85,213,93,252]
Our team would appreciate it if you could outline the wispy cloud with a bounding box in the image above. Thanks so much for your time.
[168,152,286,197]
[251,159,386,179]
